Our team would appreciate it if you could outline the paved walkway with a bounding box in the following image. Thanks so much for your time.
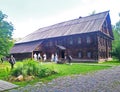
[8,66,120,92]
[0,80,18,91]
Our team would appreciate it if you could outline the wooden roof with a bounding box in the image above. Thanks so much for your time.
[17,11,110,44]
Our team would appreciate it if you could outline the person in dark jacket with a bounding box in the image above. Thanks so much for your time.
[9,55,16,69]
[1,57,4,63]
[67,54,72,65]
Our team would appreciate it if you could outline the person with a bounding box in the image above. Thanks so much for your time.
[1,57,4,63]
[43,53,47,61]
[54,53,58,63]
[34,53,37,61]
[38,53,42,61]
[9,55,16,69]
[51,53,54,62]
[67,54,72,65]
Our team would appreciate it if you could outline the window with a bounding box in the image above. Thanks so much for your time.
[78,52,82,58]
[78,37,82,44]
[86,36,91,44]
[87,52,91,58]
[69,37,73,45]
[54,40,57,45]
[46,43,48,47]
[58,40,62,45]
[49,41,53,46]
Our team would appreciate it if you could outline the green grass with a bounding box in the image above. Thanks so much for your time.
[0,60,119,86]
[39,63,112,82]
[101,60,120,66]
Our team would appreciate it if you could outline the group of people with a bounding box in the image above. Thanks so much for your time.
[33,52,72,64]
[33,53,47,61]
[51,53,72,64]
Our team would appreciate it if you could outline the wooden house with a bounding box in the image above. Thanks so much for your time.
[10,11,114,62]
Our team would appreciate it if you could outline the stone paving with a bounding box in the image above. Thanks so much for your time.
[8,66,120,92]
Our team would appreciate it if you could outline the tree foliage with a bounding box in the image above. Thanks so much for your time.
[112,14,120,61]
[0,11,14,57]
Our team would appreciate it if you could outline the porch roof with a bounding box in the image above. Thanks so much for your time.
[56,45,66,50]
[10,41,42,54]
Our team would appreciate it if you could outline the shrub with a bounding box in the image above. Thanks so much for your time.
[11,59,57,79]
[38,68,52,78]
[11,64,23,77]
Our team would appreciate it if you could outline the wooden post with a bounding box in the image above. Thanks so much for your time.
[32,52,33,60]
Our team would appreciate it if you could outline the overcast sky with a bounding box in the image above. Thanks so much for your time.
[0,0,120,38]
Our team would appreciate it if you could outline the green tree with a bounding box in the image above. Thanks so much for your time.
[112,44,120,61]
[112,13,120,61]
[112,28,120,61]
[0,11,14,58]
[115,21,120,33]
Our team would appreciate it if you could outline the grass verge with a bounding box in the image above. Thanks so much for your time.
[0,60,119,86]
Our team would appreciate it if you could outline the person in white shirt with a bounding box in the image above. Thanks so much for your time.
[43,53,47,61]
[54,53,58,63]
[51,53,54,62]
[34,53,37,61]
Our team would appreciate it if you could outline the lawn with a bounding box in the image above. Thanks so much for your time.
[0,60,119,86]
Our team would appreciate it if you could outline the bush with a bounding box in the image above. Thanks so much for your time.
[11,59,57,79]
[38,67,53,78]
[11,64,23,77]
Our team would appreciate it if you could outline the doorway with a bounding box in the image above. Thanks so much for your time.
[61,50,65,59]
